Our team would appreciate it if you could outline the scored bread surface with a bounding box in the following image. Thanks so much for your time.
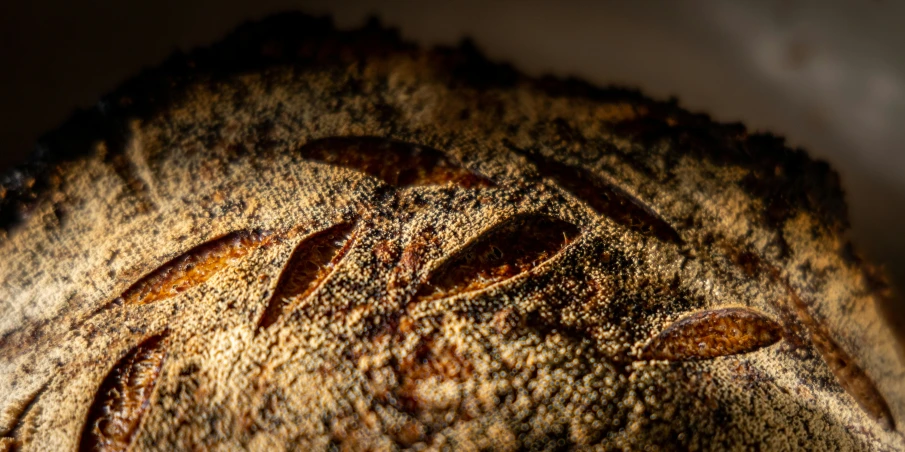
[0,13,904,451]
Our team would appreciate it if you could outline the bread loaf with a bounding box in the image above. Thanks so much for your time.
[1,13,903,451]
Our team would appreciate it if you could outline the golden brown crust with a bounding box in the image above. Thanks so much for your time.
[80,333,168,452]
[0,12,903,451]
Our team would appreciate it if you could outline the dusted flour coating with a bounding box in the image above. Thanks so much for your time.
[0,13,904,451]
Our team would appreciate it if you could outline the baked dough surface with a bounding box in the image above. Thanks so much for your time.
[0,13,903,451]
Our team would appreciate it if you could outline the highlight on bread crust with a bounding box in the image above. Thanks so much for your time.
[118,231,267,306]
[0,12,902,451]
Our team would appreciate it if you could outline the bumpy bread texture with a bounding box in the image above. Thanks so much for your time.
[1,13,903,451]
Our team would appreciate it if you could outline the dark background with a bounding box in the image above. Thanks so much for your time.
[2,1,904,316]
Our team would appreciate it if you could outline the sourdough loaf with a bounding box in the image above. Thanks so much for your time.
[0,13,903,451]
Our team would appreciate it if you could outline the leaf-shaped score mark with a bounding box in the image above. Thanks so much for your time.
[297,137,495,188]
[642,308,782,361]
[79,334,168,452]
[785,289,896,430]
[510,146,682,245]
[119,231,266,306]
[256,223,356,332]
[1,384,48,450]
[810,325,896,430]
[415,215,580,301]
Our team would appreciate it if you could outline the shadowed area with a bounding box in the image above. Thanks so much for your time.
[511,146,682,245]
[297,137,495,188]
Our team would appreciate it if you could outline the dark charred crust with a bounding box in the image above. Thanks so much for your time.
[296,137,494,188]
[0,12,847,245]
[256,222,356,332]
[728,248,762,279]
[531,74,849,247]
[0,14,415,235]
[613,113,847,242]
[80,333,168,452]
[432,38,520,90]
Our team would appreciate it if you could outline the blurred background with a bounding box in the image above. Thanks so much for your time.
[1,1,903,315]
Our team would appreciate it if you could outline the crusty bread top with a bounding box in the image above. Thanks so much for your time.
[0,13,903,451]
